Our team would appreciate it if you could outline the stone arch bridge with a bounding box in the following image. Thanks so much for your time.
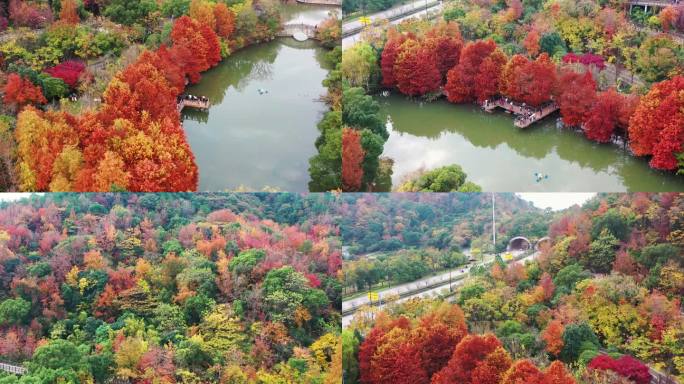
[277,23,320,41]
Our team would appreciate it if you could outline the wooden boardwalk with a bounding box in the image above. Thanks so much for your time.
[177,98,210,113]
[0,362,26,375]
[482,98,559,128]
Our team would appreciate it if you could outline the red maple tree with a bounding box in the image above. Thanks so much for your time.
[432,333,509,384]
[445,39,499,103]
[504,53,557,107]
[342,128,365,191]
[628,76,684,170]
[424,21,463,80]
[380,31,407,88]
[557,69,596,127]
[394,39,442,96]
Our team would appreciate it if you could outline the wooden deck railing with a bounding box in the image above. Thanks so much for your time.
[482,98,559,128]
[0,362,27,375]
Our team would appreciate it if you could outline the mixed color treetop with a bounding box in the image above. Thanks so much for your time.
[0,193,342,383]
[341,0,684,190]
[344,192,684,384]
[0,0,341,192]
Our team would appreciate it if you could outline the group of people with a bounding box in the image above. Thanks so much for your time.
[178,94,209,104]
[483,97,558,127]
[516,111,538,126]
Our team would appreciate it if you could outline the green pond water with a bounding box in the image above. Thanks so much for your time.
[378,94,684,192]
[182,4,338,192]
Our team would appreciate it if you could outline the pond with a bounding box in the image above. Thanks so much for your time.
[378,94,684,192]
[181,4,339,192]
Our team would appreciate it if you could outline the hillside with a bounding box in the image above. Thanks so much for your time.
[341,193,553,255]
[343,192,684,384]
[0,193,342,383]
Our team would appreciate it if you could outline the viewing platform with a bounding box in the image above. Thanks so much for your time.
[177,96,210,113]
[483,97,559,128]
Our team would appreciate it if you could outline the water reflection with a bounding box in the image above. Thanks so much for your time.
[380,94,684,192]
[182,40,328,192]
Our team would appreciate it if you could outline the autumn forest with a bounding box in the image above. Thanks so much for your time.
[0,193,342,383]
[343,193,684,384]
[1,0,684,383]
[0,0,341,192]
[341,0,684,192]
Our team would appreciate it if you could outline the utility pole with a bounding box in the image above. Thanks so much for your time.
[492,193,496,256]
[449,268,452,292]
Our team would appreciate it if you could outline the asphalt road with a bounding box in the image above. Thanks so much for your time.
[342,250,537,328]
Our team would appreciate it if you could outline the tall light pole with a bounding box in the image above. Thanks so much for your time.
[492,193,496,256]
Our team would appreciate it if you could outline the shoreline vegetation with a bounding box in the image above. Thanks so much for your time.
[341,0,684,192]
[0,0,341,192]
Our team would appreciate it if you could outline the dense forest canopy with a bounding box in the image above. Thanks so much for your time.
[0,193,342,383]
[340,193,553,255]
[344,192,684,384]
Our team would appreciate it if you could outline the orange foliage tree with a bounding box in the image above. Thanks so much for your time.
[659,6,678,32]
[541,319,565,356]
[502,53,557,107]
[501,360,545,384]
[170,16,221,84]
[59,0,79,24]
[12,15,223,191]
[523,29,540,57]
[628,75,684,170]
[342,128,365,191]
[14,107,78,191]
[3,74,47,109]
[213,3,235,39]
[394,39,442,96]
[189,0,216,31]
[445,39,501,103]
[544,361,576,384]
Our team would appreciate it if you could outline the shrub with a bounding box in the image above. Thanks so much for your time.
[588,355,652,384]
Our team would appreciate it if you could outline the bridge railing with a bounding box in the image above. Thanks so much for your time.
[280,23,318,38]
[177,99,210,112]
[0,362,27,375]
[296,0,341,5]
[629,0,678,4]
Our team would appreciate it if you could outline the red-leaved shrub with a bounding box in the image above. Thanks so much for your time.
[45,60,86,88]
[588,355,651,384]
